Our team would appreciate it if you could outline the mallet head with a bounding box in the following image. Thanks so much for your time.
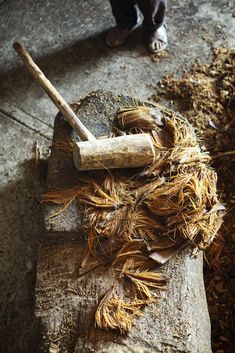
[73,133,155,171]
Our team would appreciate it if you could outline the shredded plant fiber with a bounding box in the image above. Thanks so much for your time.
[154,47,234,353]
[43,102,224,333]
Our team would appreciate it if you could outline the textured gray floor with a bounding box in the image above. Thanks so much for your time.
[0,0,234,352]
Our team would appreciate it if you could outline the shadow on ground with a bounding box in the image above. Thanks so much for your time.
[0,159,47,353]
[0,28,146,99]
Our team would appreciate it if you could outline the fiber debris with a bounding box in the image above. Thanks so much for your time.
[43,102,223,333]
[154,47,235,353]
[154,48,235,154]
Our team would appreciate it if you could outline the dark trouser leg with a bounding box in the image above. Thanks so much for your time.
[137,0,167,32]
[109,0,138,28]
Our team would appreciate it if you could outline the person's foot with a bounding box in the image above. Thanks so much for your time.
[106,25,137,48]
[148,24,167,53]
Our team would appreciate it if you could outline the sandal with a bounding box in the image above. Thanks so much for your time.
[106,24,138,48]
[148,24,168,53]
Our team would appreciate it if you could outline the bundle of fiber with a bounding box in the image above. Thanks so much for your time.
[43,104,224,333]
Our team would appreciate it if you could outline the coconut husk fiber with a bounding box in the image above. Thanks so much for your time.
[43,103,224,333]
[153,47,234,353]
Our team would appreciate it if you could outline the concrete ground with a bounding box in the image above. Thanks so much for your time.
[0,0,234,352]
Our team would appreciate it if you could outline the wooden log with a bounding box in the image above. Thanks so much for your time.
[73,134,155,170]
[36,91,212,353]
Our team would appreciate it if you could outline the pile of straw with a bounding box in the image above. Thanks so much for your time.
[43,104,224,333]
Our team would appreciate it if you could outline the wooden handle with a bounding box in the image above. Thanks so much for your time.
[13,42,95,141]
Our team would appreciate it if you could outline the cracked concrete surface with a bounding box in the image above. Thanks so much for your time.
[0,0,234,352]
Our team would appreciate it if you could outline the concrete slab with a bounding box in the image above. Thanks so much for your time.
[0,112,47,352]
[0,1,234,131]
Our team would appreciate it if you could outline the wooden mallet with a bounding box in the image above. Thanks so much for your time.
[13,42,155,170]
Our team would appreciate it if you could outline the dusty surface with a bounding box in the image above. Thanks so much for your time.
[0,0,234,352]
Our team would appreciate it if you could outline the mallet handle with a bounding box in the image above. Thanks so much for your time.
[13,42,95,141]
